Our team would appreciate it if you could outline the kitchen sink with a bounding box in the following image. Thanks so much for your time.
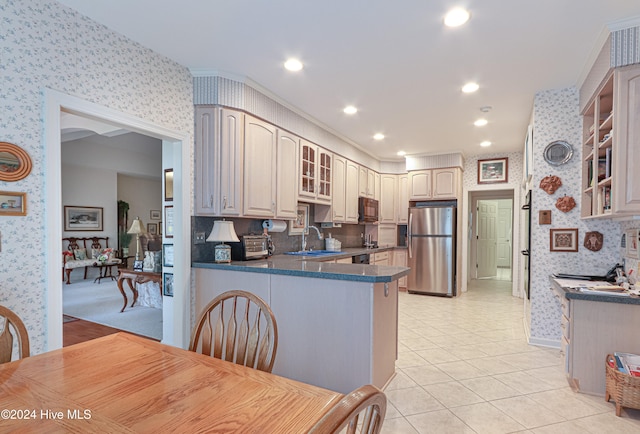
[285,250,339,257]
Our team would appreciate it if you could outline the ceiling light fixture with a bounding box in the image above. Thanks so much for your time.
[284,58,303,72]
[474,118,488,127]
[480,141,492,147]
[373,133,385,140]
[462,82,479,93]
[343,106,358,115]
[444,8,470,27]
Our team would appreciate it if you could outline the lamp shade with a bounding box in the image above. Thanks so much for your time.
[206,220,240,243]
[127,217,146,234]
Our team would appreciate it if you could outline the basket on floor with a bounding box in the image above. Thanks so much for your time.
[605,354,640,416]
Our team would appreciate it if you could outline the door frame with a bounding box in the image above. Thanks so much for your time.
[461,186,521,297]
[44,89,192,350]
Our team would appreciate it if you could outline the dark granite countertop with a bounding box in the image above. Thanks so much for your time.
[193,247,409,283]
[550,276,640,305]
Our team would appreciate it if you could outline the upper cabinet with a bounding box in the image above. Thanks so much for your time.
[359,166,376,198]
[299,140,332,204]
[276,130,300,219]
[581,65,640,218]
[397,174,409,224]
[244,115,277,218]
[408,168,460,201]
[379,174,398,223]
[195,106,243,217]
[345,160,360,223]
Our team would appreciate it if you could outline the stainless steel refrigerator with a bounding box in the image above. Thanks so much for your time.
[407,203,456,296]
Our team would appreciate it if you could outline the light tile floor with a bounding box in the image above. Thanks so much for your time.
[382,279,640,433]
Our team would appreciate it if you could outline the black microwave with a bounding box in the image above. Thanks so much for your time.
[358,197,379,223]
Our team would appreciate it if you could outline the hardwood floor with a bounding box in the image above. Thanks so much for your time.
[63,316,159,347]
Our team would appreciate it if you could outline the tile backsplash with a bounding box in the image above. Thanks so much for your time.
[192,204,369,262]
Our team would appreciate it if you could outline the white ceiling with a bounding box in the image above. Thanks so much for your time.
[56,0,640,161]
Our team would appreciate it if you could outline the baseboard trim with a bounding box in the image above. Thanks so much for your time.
[528,336,561,349]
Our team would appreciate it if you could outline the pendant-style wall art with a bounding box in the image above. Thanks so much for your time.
[556,195,576,213]
[539,175,562,195]
[584,231,603,252]
[539,210,552,225]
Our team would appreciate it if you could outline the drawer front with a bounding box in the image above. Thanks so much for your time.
[561,314,570,340]
[374,251,389,262]
[561,336,570,375]
[561,298,570,319]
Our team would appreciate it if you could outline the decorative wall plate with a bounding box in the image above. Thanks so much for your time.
[584,231,603,252]
[539,175,562,195]
[0,142,32,182]
[555,195,576,213]
[543,140,573,166]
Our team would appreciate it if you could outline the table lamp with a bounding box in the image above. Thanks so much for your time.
[207,220,239,263]
[127,216,146,261]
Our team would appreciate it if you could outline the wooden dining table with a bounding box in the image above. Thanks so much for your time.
[0,332,343,433]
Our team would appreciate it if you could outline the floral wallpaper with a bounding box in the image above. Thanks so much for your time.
[529,87,621,344]
[0,0,194,354]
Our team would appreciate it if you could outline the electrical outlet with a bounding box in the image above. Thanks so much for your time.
[194,232,206,244]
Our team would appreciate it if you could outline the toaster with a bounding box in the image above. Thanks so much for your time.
[230,235,270,261]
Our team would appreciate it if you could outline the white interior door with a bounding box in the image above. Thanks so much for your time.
[476,200,497,279]
[496,201,513,268]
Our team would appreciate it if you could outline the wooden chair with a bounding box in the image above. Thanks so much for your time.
[0,305,30,363]
[189,290,278,373]
[309,384,387,434]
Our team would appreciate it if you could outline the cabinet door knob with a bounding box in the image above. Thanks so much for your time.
[223,196,227,209]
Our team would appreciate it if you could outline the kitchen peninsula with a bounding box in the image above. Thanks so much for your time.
[193,253,409,394]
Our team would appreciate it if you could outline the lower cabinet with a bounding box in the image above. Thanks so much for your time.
[393,249,407,289]
[551,283,640,395]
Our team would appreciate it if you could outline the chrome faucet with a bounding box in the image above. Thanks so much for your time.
[301,225,324,251]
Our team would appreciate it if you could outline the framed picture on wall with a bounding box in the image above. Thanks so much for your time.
[626,229,638,259]
[550,228,578,252]
[0,191,26,216]
[164,169,173,202]
[64,205,103,231]
[150,210,161,220]
[165,206,174,238]
[288,203,309,235]
[147,223,158,235]
[163,273,174,297]
[163,244,174,267]
[478,158,508,184]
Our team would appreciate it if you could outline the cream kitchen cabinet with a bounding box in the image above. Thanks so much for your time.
[374,172,381,201]
[359,166,376,198]
[408,168,460,201]
[195,106,243,217]
[581,64,640,218]
[397,174,409,224]
[379,174,397,223]
[393,249,407,289]
[299,140,332,205]
[276,130,300,219]
[345,159,360,223]
[372,251,390,266]
[243,115,277,218]
[314,154,346,223]
[551,280,640,395]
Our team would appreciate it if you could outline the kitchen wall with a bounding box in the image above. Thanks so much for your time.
[528,87,621,346]
[0,0,193,354]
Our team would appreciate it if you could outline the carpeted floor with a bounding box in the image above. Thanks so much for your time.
[62,278,163,341]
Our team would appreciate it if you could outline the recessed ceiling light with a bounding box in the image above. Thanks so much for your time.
[397,151,406,156]
[284,58,303,72]
[373,133,385,140]
[462,82,479,93]
[343,106,358,115]
[474,118,488,127]
[444,8,470,27]
[480,141,492,147]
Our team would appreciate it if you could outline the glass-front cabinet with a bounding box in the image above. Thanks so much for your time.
[299,140,331,204]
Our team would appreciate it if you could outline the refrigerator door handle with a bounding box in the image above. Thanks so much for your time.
[408,213,413,258]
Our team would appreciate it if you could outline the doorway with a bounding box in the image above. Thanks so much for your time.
[475,198,513,281]
[463,188,520,296]
[44,89,191,351]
